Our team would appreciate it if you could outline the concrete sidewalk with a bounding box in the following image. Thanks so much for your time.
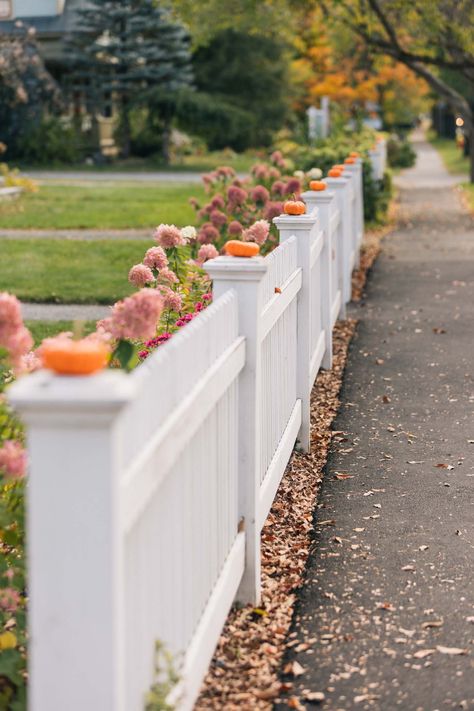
[277,138,474,710]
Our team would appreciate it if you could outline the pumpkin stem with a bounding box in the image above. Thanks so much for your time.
[72,320,85,341]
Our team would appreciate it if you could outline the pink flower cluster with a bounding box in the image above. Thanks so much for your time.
[0,440,27,480]
[0,293,33,369]
[100,289,164,341]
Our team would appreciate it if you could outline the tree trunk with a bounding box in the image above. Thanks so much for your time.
[470,130,474,183]
[162,118,171,165]
[121,98,131,160]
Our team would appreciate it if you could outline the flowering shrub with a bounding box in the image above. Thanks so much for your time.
[189,153,325,255]
[0,293,31,708]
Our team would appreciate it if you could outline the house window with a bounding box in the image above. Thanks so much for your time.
[0,1,12,19]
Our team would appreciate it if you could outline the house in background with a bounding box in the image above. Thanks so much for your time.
[0,0,119,158]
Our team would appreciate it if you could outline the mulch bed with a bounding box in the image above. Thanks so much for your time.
[195,225,391,710]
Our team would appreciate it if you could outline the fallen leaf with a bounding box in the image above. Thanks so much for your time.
[432,327,446,334]
[382,395,391,404]
[436,646,468,655]
[303,691,325,703]
[316,520,336,526]
[287,696,306,710]
[419,545,429,552]
[421,620,443,629]
[435,463,454,470]
[399,628,415,638]
[407,460,424,464]
[402,565,415,571]
[466,617,474,623]
[254,684,281,700]
[334,473,354,480]
[413,649,436,659]
[353,527,365,532]
[284,661,306,677]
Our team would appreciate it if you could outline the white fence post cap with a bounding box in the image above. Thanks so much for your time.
[8,369,134,426]
[205,255,268,281]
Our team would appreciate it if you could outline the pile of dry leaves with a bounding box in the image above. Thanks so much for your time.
[195,225,389,710]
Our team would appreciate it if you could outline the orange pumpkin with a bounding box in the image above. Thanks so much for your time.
[349,151,360,158]
[283,200,306,215]
[309,180,327,191]
[224,240,260,257]
[42,339,110,376]
[333,164,345,170]
[344,157,355,164]
[328,168,342,178]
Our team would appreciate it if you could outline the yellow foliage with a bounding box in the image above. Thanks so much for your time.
[0,631,17,650]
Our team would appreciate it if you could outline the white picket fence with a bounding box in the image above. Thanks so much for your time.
[9,150,386,711]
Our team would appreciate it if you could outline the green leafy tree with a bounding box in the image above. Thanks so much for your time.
[68,0,192,158]
[192,29,291,148]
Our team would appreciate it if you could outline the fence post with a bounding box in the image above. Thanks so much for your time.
[324,175,353,306]
[344,159,364,254]
[300,188,334,368]
[273,210,319,453]
[8,369,134,711]
[204,256,267,606]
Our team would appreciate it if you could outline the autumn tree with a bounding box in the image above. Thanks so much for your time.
[316,0,474,180]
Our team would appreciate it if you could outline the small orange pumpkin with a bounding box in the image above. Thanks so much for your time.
[344,157,355,164]
[328,168,342,178]
[283,200,306,215]
[333,164,345,170]
[309,180,326,191]
[42,340,110,375]
[349,151,360,158]
[224,240,260,257]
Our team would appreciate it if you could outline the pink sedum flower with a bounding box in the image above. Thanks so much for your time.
[250,185,270,204]
[143,246,168,270]
[154,224,186,249]
[210,195,225,210]
[0,440,27,480]
[228,220,244,236]
[198,222,219,244]
[210,209,227,228]
[243,219,270,245]
[128,264,155,288]
[227,185,248,206]
[264,201,284,221]
[284,178,301,195]
[102,289,164,341]
[271,180,286,197]
[197,244,219,264]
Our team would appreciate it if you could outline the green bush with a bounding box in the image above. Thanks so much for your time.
[15,118,82,165]
[278,127,393,224]
[175,90,257,152]
[387,134,416,168]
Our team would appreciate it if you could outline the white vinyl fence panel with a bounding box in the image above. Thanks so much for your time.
[8,145,374,711]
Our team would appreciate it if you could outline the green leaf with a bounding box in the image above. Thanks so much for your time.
[112,340,135,371]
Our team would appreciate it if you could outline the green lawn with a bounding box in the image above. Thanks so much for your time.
[0,183,205,230]
[19,149,259,175]
[26,320,97,346]
[0,239,150,304]
[429,132,469,176]
[429,133,473,211]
